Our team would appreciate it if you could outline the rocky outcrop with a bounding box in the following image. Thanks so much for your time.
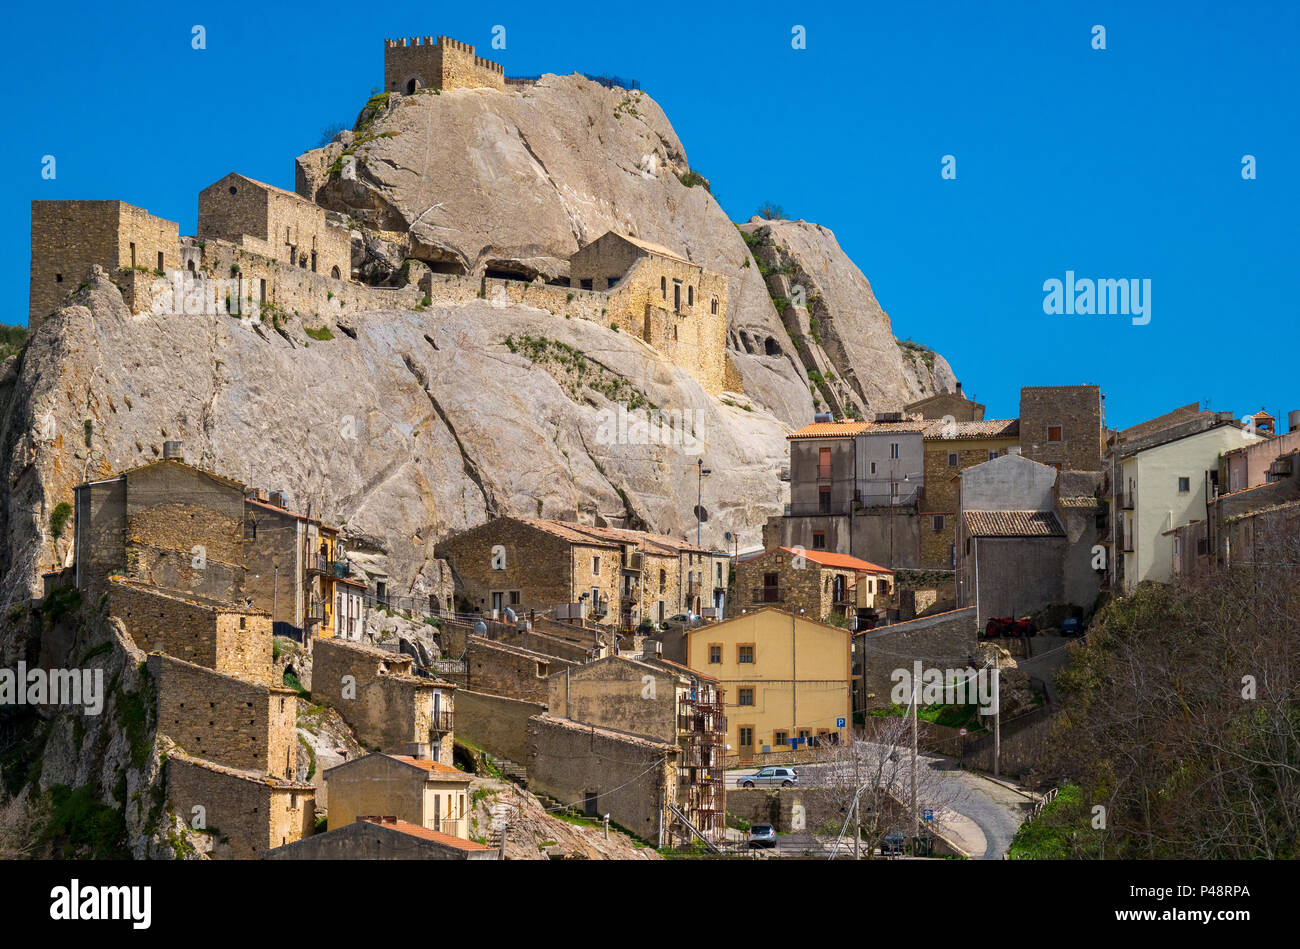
[738,218,956,418]
[0,270,788,598]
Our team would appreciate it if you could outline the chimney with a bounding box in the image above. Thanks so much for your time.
[162,440,183,461]
[955,381,963,396]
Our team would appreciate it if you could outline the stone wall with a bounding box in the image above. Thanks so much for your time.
[525,715,676,843]
[166,753,314,859]
[384,36,506,94]
[453,689,546,763]
[108,579,273,684]
[546,657,683,746]
[30,200,179,327]
[733,547,859,622]
[856,607,978,709]
[311,637,455,758]
[151,653,298,778]
[466,636,578,703]
[74,478,127,597]
[1019,385,1104,472]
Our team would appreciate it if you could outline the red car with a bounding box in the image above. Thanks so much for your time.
[984,617,1037,638]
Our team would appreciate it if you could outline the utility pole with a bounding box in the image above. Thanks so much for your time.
[992,664,1001,779]
[911,668,919,847]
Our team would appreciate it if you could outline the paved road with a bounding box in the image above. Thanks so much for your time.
[729,749,1031,860]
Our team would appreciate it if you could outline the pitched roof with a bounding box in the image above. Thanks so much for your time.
[358,816,493,851]
[511,517,623,549]
[788,421,870,440]
[386,756,474,780]
[775,546,893,573]
[924,419,1020,439]
[962,510,1065,537]
[617,233,693,265]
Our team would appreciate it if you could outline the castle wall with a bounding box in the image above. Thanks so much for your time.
[30,200,179,328]
[384,36,505,94]
[151,653,299,779]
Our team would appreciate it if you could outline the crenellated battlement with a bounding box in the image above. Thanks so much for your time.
[383,31,506,94]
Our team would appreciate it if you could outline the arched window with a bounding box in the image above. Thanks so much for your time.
[331,265,341,279]
[407,77,421,94]
[711,297,718,314]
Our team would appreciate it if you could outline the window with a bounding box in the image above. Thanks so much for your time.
[1178,476,1190,493]
[580,278,593,290]
[947,452,959,467]
[331,266,341,279]
[708,644,721,664]
[311,251,317,273]
[659,570,666,593]
[711,297,718,314]
[157,251,165,271]
[818,447,832,479]
[1047,425,1063,443]
[818,487,832,514]
[890,442,900,459]
[738,688,754,706]
[259,279,267,302]
[870,461,876,474]
[737,644,755,664]
[812,531,826,550]
[661,276,667,299]
[738,726,754,748]
[773,730,789,748]
[55,273,63,283]
[508,590,521,606]
[592,556,600,575]
[988,450,1000,461]
[932,514,946,531]
[688,285,694,307]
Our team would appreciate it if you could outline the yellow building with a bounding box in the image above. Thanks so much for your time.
[686,607,851,762]
[323,753,473,839]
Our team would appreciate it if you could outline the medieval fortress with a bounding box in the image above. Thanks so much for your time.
[28,33,737,396]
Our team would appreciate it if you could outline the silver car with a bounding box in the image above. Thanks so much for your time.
[741,766,798,789]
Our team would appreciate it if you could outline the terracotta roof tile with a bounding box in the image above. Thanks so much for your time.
[962,510,1065,537]
[924,419,1020,439]
[386,755,473,779]
[760,546,893,573]
[358,817,493,851]
[788,421,871,440]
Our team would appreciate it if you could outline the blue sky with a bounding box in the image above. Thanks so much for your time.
[4,1,1296,430]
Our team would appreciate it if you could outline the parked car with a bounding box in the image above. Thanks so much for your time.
[741,766,798,788]
[880,829,906,855]
[984,616,1037,638]
[1060,616,1081,635]
[662,612,702,633]
[747,824,777,848]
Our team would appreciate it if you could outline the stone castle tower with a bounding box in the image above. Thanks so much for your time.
[384,35,505,94]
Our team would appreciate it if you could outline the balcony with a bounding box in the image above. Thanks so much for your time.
[307,555,350,579]
[429,710,454,734]
[622,551,644,573]
[752,586,782,604]
[785,501,852,517]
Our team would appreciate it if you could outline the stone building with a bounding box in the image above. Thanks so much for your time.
[29,199,180,328]
[323,753,474,839]
[243,490,364,641]
[526,715,679,845]
[435,516,724,628]
[383,35,506,95]
[150,653,299,779]
[198,172,351,280]
[734,546,894,627]
[166,751,315,859]
[904,383,985,422]
[547,654,725,841]
[311,637,456,761]
[955,454,1068,627]
[74,448,248,603]
[463,635,579,703]
[109,579,273,685]
[569,232,732,395]
[854,607,978,711]
[266,816,496,860]
[685,608,852,760]
[1017,385,1104,472]
[919,419,1021,569]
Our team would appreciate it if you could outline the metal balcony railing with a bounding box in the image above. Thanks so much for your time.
[752,586,782,603]
[430,710,454,734]
[307,554,350,578]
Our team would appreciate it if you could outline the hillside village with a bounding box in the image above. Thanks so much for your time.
[1,31,1297,863]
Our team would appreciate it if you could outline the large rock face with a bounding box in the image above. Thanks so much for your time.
[0,272,787,597]
[738,218,956,418]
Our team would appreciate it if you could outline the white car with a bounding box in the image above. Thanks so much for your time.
[741,766,797,788]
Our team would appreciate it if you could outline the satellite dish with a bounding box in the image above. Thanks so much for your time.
[694,505,709,522]
[473,620,487,636]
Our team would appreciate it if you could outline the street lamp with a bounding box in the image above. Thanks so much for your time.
[696,459,712,547]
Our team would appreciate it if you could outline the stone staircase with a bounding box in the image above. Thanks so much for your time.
[487,802,517,852]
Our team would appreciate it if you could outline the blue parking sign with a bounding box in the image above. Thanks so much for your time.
[923,809,934,822]
[836,717,846,728]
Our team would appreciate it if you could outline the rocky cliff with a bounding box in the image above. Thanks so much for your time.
[0,75,959,600]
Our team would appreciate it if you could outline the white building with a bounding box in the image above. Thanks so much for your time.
[1117,421,1264,591]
